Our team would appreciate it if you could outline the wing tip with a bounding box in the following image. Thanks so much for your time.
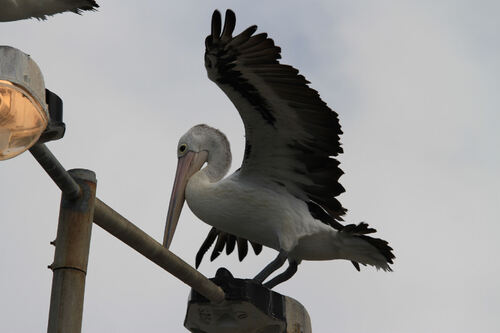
[211,9,222,39]
[211,8,237,41]
[221,9,236,41]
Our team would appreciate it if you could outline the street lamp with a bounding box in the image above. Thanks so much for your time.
[1,44,311,333]
[0,46,48,160]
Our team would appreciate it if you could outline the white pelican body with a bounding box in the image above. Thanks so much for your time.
[164,10,394,288]
[187,171,334,260]
[181,125,390,266]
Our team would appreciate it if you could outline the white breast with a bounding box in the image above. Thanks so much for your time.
[185,170,328,253]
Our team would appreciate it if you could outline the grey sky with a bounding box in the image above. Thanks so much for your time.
[1,1,499,332]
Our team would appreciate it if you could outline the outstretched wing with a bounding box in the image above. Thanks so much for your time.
[205,9,346,223]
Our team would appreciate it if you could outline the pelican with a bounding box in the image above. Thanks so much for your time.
[164,9,394,289]
[0,0,98,22]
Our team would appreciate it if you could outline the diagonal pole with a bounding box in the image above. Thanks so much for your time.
[93,198,225,303]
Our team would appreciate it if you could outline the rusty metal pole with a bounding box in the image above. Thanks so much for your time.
[29,143,81,200]
[47,169,96,333]
[93,198,225,303]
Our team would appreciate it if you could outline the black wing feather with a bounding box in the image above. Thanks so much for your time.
[237,237,248,262]
[196,227,263,267]
[205,9,346,224]
[210,232,227,261]
[226,235,236,255]
[195,227,218,268]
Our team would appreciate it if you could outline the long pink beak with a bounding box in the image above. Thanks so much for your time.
[163,151,208,248]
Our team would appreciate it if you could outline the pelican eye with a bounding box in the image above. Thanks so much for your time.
[178,144,187,153]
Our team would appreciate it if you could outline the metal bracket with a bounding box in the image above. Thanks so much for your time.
[185,268,311,333]
[38,89,66,143]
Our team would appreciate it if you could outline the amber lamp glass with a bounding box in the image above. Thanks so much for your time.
[0,80,48,160]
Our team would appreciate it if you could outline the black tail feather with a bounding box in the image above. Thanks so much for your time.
[358,234,395,267]
[342,222,395,271]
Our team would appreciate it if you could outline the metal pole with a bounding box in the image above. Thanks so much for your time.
[47,169,96,333]
[93,198,225,303]
[29,143,81,200]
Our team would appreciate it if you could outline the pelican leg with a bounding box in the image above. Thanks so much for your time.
[263,261,298,289]
[253,250,287,284]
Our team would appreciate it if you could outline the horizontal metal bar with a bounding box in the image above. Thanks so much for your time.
[29,143,81,200]
[93,198,225,303]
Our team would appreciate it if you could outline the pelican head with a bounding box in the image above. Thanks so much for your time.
[163,124,231,248]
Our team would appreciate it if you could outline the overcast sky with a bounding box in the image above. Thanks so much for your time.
[1,1,499,332]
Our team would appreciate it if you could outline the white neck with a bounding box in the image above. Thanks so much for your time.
[201,138,232,183]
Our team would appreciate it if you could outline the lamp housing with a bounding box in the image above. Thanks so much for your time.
[0,46,49,160]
